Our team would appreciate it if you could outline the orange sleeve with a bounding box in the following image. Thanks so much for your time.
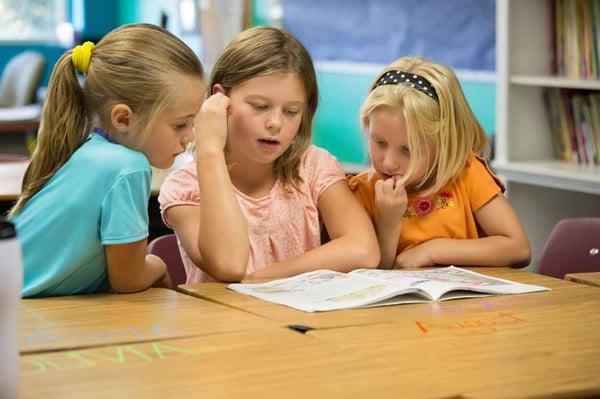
[347,172,376,220]
[465,157,505,212]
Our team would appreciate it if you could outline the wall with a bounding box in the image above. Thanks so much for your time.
[313,64,496,164]
[0,0,497,165]
[283,0,495,71]
[283,0,497,164]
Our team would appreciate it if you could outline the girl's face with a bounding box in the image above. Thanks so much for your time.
[142,78,204,169]
[368,107,430,188]
[225,72,305,167]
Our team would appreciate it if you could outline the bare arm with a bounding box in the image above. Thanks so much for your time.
[165,200,248,281]
[106,240,171,293]
[394,194,531,268]
[180,92,249,281]
[244,180,380,282]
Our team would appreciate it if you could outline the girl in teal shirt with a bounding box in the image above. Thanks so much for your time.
[11,24,205,297]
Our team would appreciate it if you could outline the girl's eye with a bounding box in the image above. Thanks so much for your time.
[376,140,387,147]
[252,104,268,110]
[175,124,187,130]
[284,109,300,116]
[401,146,410,155]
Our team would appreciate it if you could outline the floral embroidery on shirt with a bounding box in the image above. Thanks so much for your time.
[404,191,457,219]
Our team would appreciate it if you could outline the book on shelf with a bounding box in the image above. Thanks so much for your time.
[550,0,600,79]
[228,266,550,313]
[545,88,600,165]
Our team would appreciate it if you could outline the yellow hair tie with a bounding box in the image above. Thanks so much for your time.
[72,41,95,74]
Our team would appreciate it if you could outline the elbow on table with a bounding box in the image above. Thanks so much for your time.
[509,241,532,268]
[110,278,145,294]
[203,256,248,283]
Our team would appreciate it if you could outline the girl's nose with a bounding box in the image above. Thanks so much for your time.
[266,110,282,130]
[383,154,400,172]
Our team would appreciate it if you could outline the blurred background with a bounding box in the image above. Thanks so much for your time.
[0,0,497,243]
[0,0,496,164]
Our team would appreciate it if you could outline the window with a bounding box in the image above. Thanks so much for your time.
[0,0,67,41]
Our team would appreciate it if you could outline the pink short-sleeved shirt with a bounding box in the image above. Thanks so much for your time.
[158,145,345,283]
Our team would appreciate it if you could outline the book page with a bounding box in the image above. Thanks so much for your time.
[228,270,425,312]
[351,266,549,301]
[229,267,550,312]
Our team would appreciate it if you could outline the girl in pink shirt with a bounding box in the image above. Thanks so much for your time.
[159,27,379,283]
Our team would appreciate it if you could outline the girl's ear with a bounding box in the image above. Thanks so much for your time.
[110,103,134,133]
[212,84,225,95]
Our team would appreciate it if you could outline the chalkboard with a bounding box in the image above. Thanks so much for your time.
[282,0,495,71]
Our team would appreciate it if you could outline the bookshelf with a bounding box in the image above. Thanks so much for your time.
[494,0,600,270]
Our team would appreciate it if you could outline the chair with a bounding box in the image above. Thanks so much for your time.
[0,51,45,107]
[147,234,187,287]
[536,217,600,279]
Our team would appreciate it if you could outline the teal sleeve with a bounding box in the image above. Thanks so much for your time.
[100,169,151,244]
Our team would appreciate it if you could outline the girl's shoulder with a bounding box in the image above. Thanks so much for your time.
[300,145,337,166]
[461,156,505,192]
[299,145,344,178]
[160,160,198,195]
[296,145,345,199]
[77,135,150,180]
[165,160,197,180]
[347,170,379,192]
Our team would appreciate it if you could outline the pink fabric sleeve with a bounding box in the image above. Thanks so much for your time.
[157,162,200,228]
[302,146,345,202]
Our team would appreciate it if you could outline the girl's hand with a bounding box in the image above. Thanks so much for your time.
[394,240,437,269]
[374,177,407,229]
[193,92,230,153]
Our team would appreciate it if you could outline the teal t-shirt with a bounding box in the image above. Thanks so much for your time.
[14,133,151,297]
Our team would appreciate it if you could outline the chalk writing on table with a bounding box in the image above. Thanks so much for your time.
[21,342,197,376]
[21,322,178,347]
[415,312,527,334]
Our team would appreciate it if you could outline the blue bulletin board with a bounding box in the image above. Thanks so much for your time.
[282,0,495,71]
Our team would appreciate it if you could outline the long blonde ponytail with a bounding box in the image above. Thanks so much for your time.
[12,51,90,215]
[10,23,203,216]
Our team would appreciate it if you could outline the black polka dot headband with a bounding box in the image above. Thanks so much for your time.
[373,70,439,101]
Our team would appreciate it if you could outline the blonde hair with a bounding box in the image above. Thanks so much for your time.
[208,26,317,191]
[11,23,203,215]
[361,56,488,196]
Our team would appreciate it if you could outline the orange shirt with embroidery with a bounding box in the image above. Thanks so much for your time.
[348,156,504,254]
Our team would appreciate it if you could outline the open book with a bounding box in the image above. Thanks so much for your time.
[228,266,550,312]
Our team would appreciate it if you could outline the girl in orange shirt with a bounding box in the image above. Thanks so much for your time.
[349,56,531,269]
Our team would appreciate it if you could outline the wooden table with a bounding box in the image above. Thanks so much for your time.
[0,162,169,201]
[565,271,600,287]
[18,270,600,398]
[306,285,600,398]
[19,328,408,398]
[19,288,281,354]
[177,268,588,329]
